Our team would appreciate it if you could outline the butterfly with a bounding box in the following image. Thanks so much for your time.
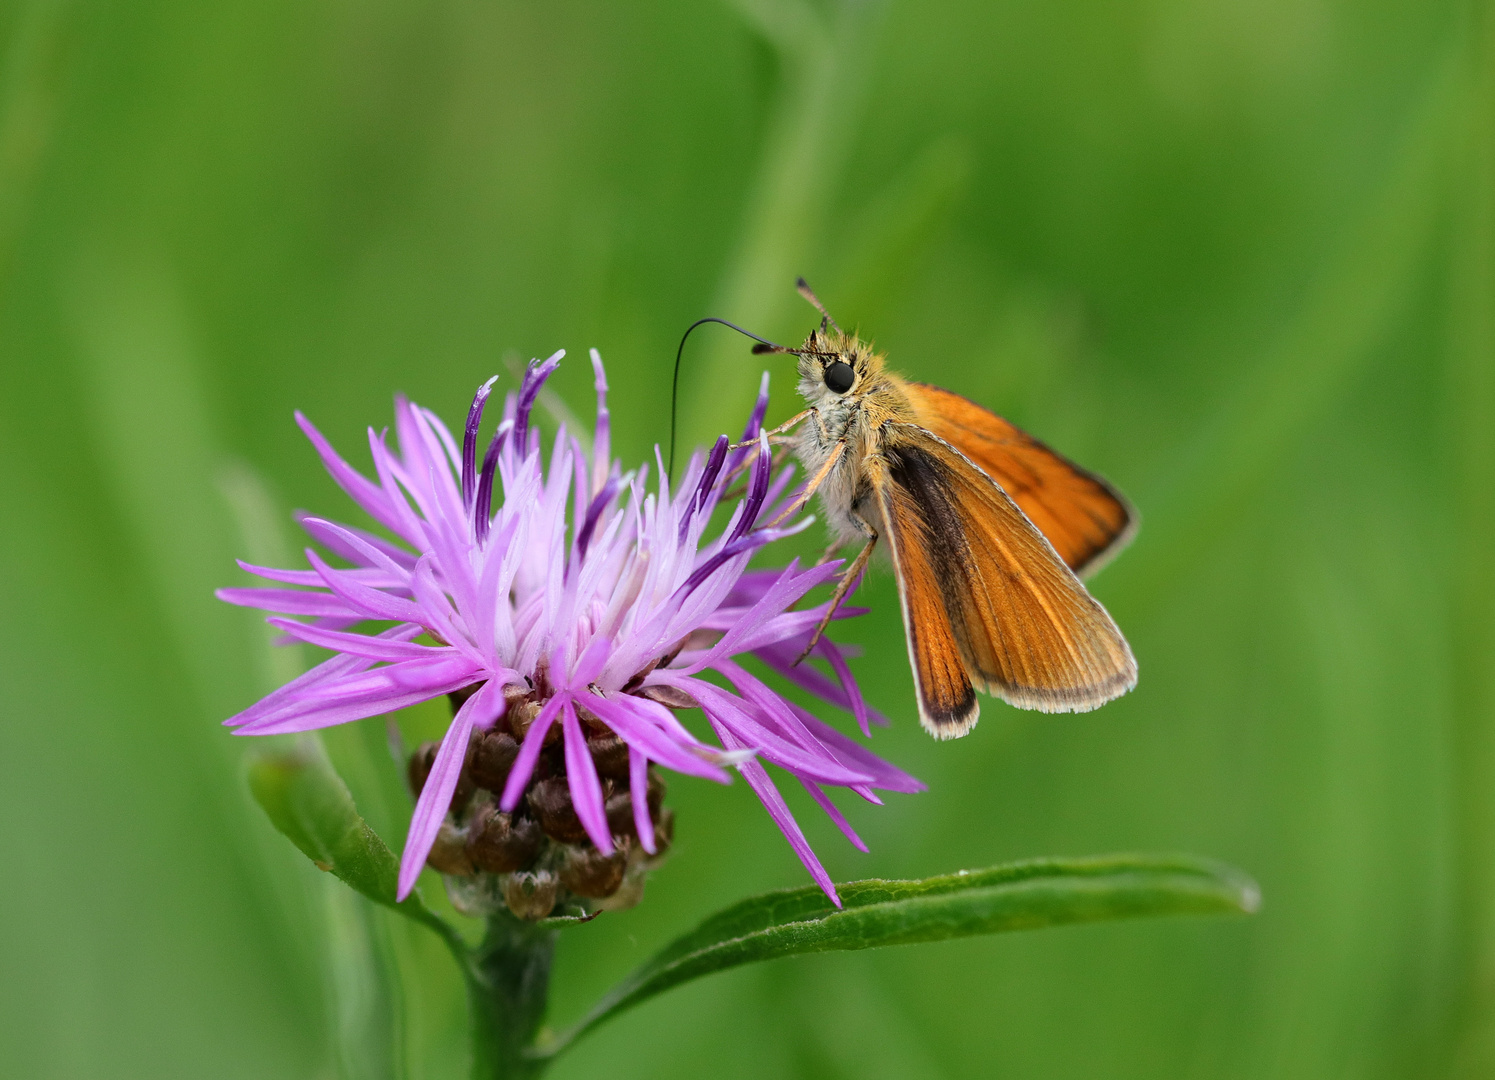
[740,280,1138,738]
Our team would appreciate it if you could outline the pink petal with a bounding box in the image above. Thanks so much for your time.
[236,560,404,590]
[669,678,872,786]
[237,682,474,736]
[787,702,925,794]
[296,513,417,569]
[236,651,469,716]
[397,681,501,899]
[410,494,481,624]
[715,725,839,906]
[300,518,415,580]
[408,557,475,656]
[754,639,888,729]
[367,428,430,547]
[307,549,426,625]
[567,634,612,689]
[224,624,424,726]
[581,691,729,782]
[215,586,355,618]
[710,659,882,792]
[686,559,828,668]
[811,637,870,737]
[590,349,610,496]
[500,694,568,811]
[629,747,655,854]
[295,412,405,536]
[801,779,868,852]
[265,618,451,661]
[562,700,613,854]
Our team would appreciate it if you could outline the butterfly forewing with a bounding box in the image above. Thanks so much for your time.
[875,424,1136,736]
[902,382,1135,577]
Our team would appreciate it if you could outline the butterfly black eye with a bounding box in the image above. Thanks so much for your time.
[823,361,855,394]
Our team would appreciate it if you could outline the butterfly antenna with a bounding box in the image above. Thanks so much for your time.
[796,277,842,335]
[669,317,795,480]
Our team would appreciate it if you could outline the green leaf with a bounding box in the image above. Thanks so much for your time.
[246,738,458,945]
[542,854,1258,1058]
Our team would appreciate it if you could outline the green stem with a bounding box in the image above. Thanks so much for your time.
[463,913,560,1080]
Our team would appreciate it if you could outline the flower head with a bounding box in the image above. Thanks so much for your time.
[219,349,921,911]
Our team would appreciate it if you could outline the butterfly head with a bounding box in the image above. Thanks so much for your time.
[742,278,886,409]
[793,328,880,405]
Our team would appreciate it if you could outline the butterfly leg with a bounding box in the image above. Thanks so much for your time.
[726,409,811,452]
[764,440,846,528]
[793,518,878,666]
[815,539,844,566]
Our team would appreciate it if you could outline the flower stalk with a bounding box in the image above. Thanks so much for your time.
[462,912,559,1080]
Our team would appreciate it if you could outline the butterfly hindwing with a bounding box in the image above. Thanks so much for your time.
[873,423,1136,736]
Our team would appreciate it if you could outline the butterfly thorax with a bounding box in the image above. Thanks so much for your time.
[791,330,917,545]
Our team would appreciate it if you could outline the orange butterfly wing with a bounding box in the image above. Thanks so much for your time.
[873,424,1136,737]
[903,382,1135,577]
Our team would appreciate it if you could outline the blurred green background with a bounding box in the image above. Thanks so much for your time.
[3,0,1493,1077]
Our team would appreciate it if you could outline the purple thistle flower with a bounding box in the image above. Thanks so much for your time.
[219,349,921,909]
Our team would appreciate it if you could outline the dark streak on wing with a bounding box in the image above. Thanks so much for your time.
[884,442,1004,718]
[875,448,978,736]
